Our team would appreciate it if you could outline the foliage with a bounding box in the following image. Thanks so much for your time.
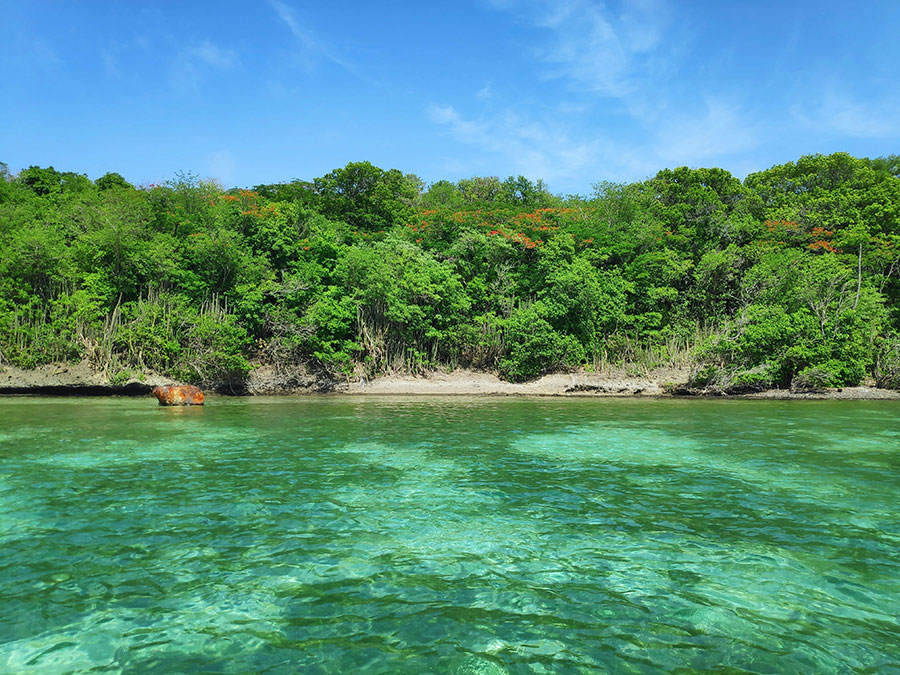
[498,302,584,381]
[1,154,898,390]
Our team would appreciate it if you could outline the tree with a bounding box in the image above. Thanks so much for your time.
[864,154,900,178]
[748,152,900,313]
[457,176,503,203]
[95,172,133,191]
[501,175,553,208]
[313,161,421,231]
[647,166,760,257]
[17,165,63,196]
[421,180,464,209]
[253,179,320,209]
[0,162,14,204]
[336,238,470,371]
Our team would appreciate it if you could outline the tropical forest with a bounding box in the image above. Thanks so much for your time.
[2,152,899,393]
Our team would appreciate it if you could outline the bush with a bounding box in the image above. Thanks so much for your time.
[112,294,250,387]
[790,364,841,393]
[498,302,584,381]
[729,364,776,393]
[178,313,251,387]
[0,297,82,367]
[875,334,900,389]
[686,362,774,394]
[688,364,720,389]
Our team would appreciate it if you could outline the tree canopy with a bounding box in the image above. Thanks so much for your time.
[2,153,899,391]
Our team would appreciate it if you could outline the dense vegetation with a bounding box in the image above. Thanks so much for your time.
[1,153,899,392]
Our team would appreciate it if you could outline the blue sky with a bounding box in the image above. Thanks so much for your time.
[2,0,898,195]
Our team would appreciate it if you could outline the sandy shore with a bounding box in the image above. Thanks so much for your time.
[337,369,900,399]
[339,368,679,396]
[0,362,173,395]
[2,361,899,399]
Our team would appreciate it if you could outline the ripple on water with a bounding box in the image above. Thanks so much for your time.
[513,420,899,520]
[0,584,286,673]
[1,397,899,672]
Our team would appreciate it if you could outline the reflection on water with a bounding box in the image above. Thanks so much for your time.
[1,396,899,672]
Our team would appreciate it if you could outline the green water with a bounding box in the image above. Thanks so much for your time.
[1,397,898,673]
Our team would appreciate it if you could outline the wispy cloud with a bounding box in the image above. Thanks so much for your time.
[429,97,757,187]
[30,39,62,68]
[100,49,119,77]
[4,38,62,72]
[187,41,239,70]
[534,0,671,102]
[267,0,362,78]
[427,0,760,189]
[654,99,757,164]
[792,90,898,139]
[170,40,239,91]
[427,103,599,185]
[492,0,681,129]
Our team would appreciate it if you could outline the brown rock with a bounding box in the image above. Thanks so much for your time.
[151,385,205,406]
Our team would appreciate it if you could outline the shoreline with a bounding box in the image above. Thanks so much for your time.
[1,362,899,400]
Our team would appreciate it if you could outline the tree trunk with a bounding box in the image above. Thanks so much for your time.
[853,242,862,310]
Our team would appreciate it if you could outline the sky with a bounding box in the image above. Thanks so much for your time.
[2,0,899,195]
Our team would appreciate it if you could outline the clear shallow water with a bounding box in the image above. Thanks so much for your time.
[1,396,898,673]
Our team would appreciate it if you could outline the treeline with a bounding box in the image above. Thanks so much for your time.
[1,153,899,391]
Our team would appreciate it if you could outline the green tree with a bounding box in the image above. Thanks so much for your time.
[648,166,760,257]
[95,172,133,191]
[17,165,63,196]
[314,162,421,231]
[499,302,584,381]
[457,176,503,203]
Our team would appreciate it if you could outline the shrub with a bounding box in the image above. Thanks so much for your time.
[498,302,584,381]
[729,364,775,393]
[790,364,841,393]
[688,364,720,389]
[875,334,900,389]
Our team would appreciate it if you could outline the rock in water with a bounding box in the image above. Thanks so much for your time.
[151,385,205,406]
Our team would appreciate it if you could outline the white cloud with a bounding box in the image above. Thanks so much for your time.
[427,104,599,184]
[170,40,239,91]
[519,0,674,111]
[653,99,757,164]
[268,0,361,78]
[792,91,898,139]
[188,41,239,70]
[426,0,761,190]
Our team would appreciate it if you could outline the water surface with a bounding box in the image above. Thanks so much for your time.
[1,396,898,672]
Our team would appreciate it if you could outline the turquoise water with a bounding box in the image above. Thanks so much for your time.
[1,396,898,673]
